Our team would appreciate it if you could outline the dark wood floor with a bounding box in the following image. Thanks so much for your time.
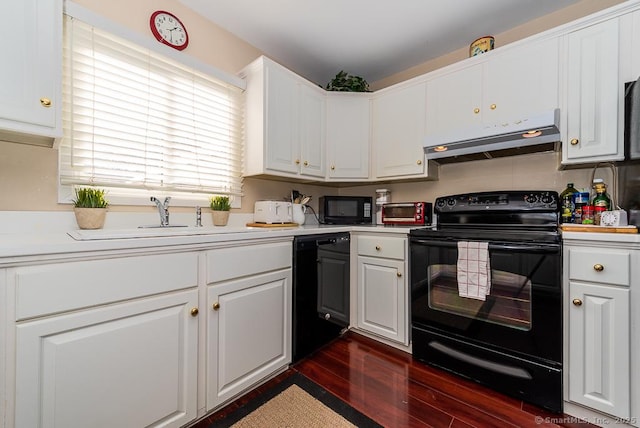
[192,331,594,427]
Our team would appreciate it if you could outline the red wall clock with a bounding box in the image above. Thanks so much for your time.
[150,10,189,51]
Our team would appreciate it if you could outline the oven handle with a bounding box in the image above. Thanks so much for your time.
[410,239,559,253]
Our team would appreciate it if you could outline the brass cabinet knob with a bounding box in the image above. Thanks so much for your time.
[295,159,300,165]
[40,97,52,107]
[490,104,497,110]
[375,245,381,251]
[212,302,220,311]
[593,264,604,272]
[572,298,583,307]
[190,307,199,317]
[397,272,402,277]
[473,108,480,114]
[570,138,579,146]
[330,165,335,170]
[416,159,422,165]
[303,160,309,167]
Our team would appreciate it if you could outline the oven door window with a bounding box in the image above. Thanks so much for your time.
[428,264,531,330]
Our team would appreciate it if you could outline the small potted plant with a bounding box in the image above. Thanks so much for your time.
[325,70,370,92]
[72,187,109,229]
[210,196,231,226]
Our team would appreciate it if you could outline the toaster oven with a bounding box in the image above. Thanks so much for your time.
[382,202,432,225]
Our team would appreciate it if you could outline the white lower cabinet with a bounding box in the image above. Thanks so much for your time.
[205,241,292,411]
[568,282,629,417]
[12,253,200,428]
[565,243,635,422]
[355,234,408,345]
[3,241,295,428]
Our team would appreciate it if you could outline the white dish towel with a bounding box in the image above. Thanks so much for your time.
[457,241,491,301]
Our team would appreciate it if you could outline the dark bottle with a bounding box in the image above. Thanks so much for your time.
[591,178,611,225]
[560,182,578,224]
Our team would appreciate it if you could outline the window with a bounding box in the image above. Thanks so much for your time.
[59,15,244,205]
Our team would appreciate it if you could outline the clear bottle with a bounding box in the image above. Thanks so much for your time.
[559,182,578,224]
[591,178,611,225]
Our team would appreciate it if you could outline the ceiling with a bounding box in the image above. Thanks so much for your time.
[178,0,581,87]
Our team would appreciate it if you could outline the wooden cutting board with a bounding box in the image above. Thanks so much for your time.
[246,222,299,228]
[560,224,638,234]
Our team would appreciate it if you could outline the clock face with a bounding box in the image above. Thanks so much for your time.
[150,11,189,51]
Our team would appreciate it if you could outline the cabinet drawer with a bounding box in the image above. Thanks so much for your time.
[15,252,198,320]
[358,235,405,260]
[207,241,292,283]
[568,248,630,286]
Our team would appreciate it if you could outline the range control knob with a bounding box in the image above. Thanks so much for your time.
[447,198,456,207]
[525,194,539,204]
[436,199,446,208]
[541,193,554,204]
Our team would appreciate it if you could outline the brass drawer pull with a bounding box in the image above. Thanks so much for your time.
[190,307,199,317]
[212,302,220,310]
[397,272,402,277]
[375,245,381,251]
[40,97,52,107]
[572,299,583,307]
[473,108,480,114]
[570,138,579,146]
[593,264,604,272]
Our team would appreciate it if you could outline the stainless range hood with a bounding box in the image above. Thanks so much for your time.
[423,108,560,162]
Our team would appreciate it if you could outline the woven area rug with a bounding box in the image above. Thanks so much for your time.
[211,373,382,428]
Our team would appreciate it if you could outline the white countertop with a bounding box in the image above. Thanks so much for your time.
[0,217,418,266]
[2,210,638,265]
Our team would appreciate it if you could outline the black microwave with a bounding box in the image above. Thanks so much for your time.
[319,196,373,224]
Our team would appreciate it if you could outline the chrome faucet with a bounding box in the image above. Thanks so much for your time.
[150,196,171,226]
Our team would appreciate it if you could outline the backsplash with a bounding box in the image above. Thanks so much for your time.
[0,143,597,217]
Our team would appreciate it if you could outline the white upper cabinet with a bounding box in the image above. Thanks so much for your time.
[326,93,370,180]
[562,18,622,163]
[372,82,429,178]
[298,83,326,178]
[484,37,560,123]
[0,0,62,146]
[242,56,325,179]
[426,64,481,136]
[426,36,559,136]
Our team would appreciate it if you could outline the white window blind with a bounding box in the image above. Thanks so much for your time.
[60,15,244,197]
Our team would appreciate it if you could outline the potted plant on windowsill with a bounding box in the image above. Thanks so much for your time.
[210,196,231,226]
[72,187,109,229]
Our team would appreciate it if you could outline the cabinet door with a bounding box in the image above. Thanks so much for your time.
[0,0,61,140]
[569,281,630,418]
[372,83,427,178]
[357,256,407,344]
[484,37,560,123]
[563,19,621,163]
[207,269,291,410]
[326,94,370,179]
[264,62,299,174]
[298,83,326,178]
[426,64,482,135]
[15,290,199,428]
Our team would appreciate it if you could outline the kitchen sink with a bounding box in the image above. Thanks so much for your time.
[68,226,257,241]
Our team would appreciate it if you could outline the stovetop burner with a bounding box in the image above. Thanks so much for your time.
[411,191,560,243]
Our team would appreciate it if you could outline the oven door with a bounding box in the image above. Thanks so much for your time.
[410,237,562,364]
